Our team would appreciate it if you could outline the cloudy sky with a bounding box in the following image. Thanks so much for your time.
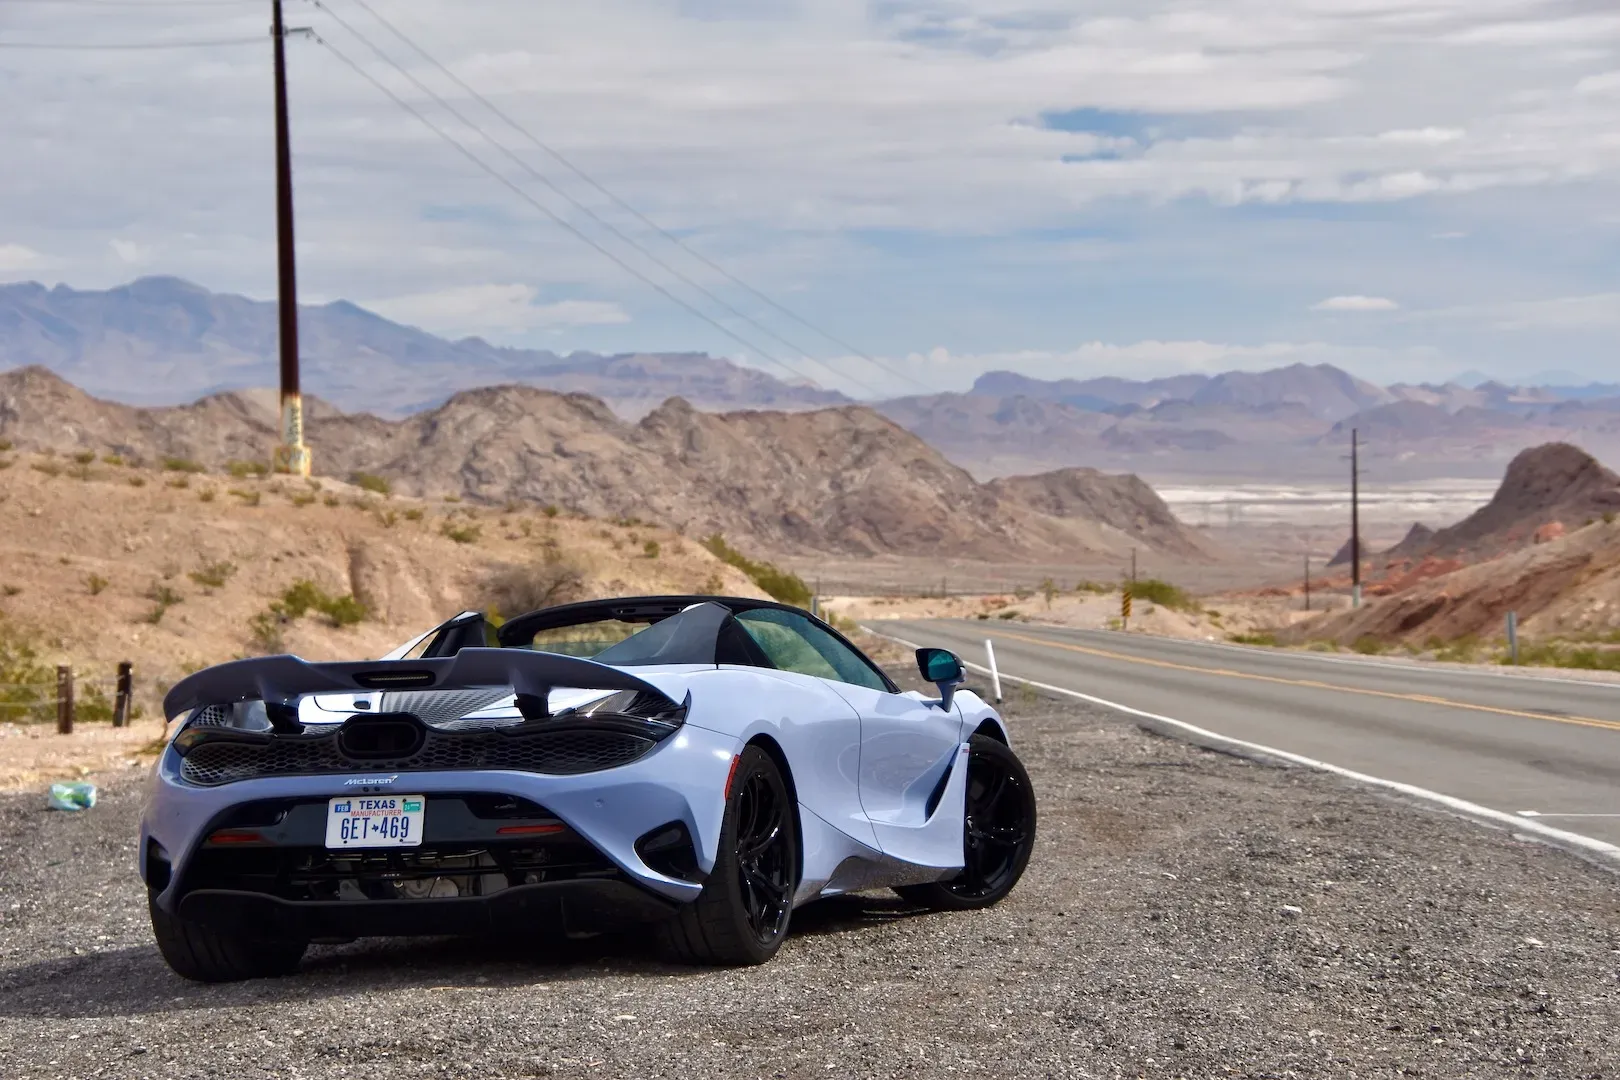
[4,0,1618,396]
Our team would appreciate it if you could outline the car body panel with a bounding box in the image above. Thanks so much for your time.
[140,598,1012,939]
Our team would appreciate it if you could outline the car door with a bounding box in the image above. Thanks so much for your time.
[732,609,961,859]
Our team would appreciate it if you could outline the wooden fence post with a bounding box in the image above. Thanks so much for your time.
[56,665,74,735]
[114,661,133,728]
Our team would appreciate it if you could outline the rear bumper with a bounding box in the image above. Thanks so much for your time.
[141,723,744,916]
[178,879,677,939]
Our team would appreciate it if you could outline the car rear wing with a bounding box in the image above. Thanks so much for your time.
[163,647,669,722]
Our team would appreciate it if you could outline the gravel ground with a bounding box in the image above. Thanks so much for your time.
[2,681,1619,1079]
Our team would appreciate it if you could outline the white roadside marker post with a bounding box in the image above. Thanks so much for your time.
[984,639,1003,704]
[1507,610,1519,666]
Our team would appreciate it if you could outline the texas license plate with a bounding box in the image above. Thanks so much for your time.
[325,795,425,848]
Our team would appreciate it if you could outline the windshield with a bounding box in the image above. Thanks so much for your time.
[521,619,645,659]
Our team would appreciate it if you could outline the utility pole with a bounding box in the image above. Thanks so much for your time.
[1350,428,1361,608]
[271,0,311,477]
[1303,552,1311,612]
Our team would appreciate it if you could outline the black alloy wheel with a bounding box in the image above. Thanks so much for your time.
[658,745,800,965]
[896,735,1036,911]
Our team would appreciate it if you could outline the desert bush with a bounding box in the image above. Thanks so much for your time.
[377,509,398,528]
[163,457,206,474]
[403,507,424,522]
[1132,578,1197,612]
[127,475,146,487]
[1039,578,1058,608]
[1509,640,1620,672]
[289,490,316,508]
[0,617,64,723]
[166,475,190,489]
[85,573,109,597]
[196,487,215,502]
[0,438,12,451]
[0,458,12,471]
[443,522,482,544]
[267,579,368,628]
[1432,636,1480,663]
[72,450,95,465]
[247,610,284,653]
[229,488,262,507]
[442,494,461,503]
[485,557,587,617]
[997,609,1020,620]
[1012,586,1033,602]
[188,561,236,591]
[643,539,661,560]
[2,585,19,597]
[1351,634,1387,655]
[227,460,269,479]
[68,464,93,481]
[543,504,559,518]
[700,534,812,608]
[1228,631,1279,646]
[101,453,124,466]
[1607,511,1617,525]
[31,461,61,478]
[323,494,341,508]
[352,472,391,496]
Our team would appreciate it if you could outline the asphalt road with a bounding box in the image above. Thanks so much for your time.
[884,619,1620,847]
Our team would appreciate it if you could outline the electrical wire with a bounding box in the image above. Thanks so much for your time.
[0,36,261,49]
[313,33,851,395]
[329,0,930,397]
[309,0,883,398]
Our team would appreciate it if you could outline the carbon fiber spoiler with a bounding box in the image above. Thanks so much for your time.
[162,647,668,721]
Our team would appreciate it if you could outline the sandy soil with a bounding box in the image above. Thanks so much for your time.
[0,455,761,720]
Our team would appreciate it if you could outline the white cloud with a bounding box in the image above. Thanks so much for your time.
[109,238,145,265]
[0,244,43,272]
[1312,295,1401,311]
[368,283,629,337]
[1410,291,1620,331]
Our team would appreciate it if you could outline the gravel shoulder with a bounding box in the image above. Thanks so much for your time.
[2,681,1619,1079]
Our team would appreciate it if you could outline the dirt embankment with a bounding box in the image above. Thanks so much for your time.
[0,453,760,726]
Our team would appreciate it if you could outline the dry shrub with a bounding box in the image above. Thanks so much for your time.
[485,556,587,618]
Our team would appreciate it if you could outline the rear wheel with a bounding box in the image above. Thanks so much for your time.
[895,735,1036,911]
[658,745,799,965]
[148,892,307,982]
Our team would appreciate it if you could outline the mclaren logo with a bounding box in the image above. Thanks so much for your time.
[343,775,399,786]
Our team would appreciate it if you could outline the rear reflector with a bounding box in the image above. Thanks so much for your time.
[495,824,566,836]
[208,830,263,844]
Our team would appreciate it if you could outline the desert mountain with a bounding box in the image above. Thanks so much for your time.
[1387,443,1620,560]
[0,368,1209,563]
[0,277,849,416]
[983,469,1212,560]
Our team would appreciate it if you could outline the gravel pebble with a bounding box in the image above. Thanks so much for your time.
[2,683,1618,1078]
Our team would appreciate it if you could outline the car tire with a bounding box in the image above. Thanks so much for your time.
[658,745,799,966]
[895,735,1036,911]
[148,891,307,982]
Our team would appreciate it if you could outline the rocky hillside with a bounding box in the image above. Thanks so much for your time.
[1283,517,1620,648]
[0,368,1210,563]
[984,468,1211,560]
[1388,443,1620,560]
[0,454,762,713]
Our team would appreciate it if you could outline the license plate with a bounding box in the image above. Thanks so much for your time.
[325,795,425,848]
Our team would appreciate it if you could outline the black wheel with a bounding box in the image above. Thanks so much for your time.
[148,891,307,982]
[658,745,799,965]
[896,735,1036,911]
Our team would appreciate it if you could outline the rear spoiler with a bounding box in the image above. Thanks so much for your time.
[163,648,668,722]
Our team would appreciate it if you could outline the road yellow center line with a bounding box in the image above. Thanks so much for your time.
[983,628,1620,735]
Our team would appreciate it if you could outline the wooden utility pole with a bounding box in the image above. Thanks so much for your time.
[271,0,312,477]
[1350,428,1361,609]
[1303,553,1311,612]
[56,665,74,735]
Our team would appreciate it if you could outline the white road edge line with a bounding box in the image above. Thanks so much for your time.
[868,627,1620,869]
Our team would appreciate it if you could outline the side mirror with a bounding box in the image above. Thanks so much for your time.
[915,648,965,711]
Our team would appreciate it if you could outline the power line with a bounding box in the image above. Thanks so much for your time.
[328,0,929,397]
[312,33,844,395]
[0,0,256,6]
[0,36,260,49]
[309,0,883,399]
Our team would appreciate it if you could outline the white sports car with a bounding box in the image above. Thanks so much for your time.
[140,596,1038,980]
